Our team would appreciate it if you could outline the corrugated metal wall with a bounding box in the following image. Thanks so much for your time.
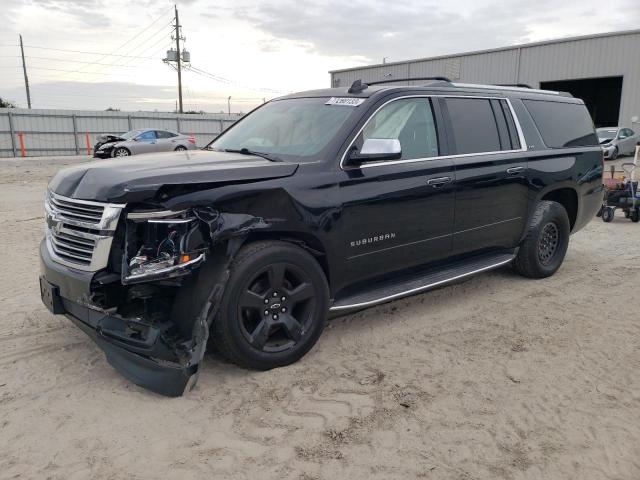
[330,30,640,128]
[0,108,240,158]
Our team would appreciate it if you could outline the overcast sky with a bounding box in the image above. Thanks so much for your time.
[1,0,638,112]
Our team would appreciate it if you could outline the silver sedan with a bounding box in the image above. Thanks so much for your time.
[597,127,639,160]
[93,129,198,158]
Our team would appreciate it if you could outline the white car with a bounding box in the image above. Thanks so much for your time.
[597,127,639,160]
[93,129,198,158]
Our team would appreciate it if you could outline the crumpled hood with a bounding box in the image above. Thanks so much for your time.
[48,149,299,203]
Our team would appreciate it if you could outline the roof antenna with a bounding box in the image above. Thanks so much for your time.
[348,79,368,94]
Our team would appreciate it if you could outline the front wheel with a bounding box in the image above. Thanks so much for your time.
[113,147,130,157]
[610,147,619,160]
[513,201,570,279]
[212,241,329,370]
[175,145,187,151]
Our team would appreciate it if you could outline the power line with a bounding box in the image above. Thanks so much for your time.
[185,65,289,94]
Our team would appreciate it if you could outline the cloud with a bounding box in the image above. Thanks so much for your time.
[236,0,640,63]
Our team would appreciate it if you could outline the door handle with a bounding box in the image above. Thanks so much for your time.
[427,176,452,187]
[506,166,525,175]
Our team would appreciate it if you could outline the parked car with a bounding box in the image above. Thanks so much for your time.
[93,129,197,158]
[40,79,603,396]
[597,127,639,160]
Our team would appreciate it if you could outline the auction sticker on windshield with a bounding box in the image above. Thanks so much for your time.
[325,97,366,107]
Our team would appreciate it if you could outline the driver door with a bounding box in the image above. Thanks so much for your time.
[335,96,455,286]
[131,130,158,154]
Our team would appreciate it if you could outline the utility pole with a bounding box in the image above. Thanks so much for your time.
[19,35,31,109]
[227,96,231,115]
[174,5,183,113]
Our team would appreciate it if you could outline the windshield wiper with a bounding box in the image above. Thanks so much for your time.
[223,148,283,162]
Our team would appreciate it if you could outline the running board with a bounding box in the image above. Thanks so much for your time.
[330,251,515,312]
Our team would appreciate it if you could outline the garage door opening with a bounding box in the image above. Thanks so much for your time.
[540,76,623,128]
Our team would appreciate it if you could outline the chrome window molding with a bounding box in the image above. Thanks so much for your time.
[339,95,528,171]
[45,192,125,272]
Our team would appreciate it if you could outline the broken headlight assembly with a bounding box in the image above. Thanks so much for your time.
[123,209,207,284]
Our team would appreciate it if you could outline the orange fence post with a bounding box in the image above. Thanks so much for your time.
[18,132,25,158]
[85,133,91,155]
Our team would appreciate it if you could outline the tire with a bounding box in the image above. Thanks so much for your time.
[631,209,640,223]
[113,147,130,157]
[602,207,615,223]
[513,200,570,279]
[175,145,187,151]
[610,147,619,160]
[212,240,329,370]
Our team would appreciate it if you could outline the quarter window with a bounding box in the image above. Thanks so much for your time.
[357,98,439,160]
[445,98,502,155]
[523,100,598,148]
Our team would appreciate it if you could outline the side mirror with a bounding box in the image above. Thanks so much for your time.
[349,138,402,163]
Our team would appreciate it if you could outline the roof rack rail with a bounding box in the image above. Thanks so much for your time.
[495,83,533,89]
[348,79,368,94]
[452,82,571,97]
[366,76,452,86]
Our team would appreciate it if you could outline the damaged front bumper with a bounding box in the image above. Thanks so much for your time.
[39,240,199,397]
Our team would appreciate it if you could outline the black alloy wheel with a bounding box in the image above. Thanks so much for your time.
[238,262,316,353]
[513,200,570,278]
[537,222,559,265]
[212,241,329,370]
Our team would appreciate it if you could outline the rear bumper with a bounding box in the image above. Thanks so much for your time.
[39,240,198,397]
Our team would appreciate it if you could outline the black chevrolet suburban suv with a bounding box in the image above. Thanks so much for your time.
[39,79,603,396]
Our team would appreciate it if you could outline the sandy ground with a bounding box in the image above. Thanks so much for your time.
[0,156,639,480]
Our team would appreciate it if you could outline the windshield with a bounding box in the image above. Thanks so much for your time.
[121,129,144,140]
[597,128,617,141]
[207,98,358,161]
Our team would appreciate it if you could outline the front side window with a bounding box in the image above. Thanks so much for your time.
[138,130,156,141]
[445,98,502,155]
[208,97,358,161]
[356,98,439,160]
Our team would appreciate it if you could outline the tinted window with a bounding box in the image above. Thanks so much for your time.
[358,98,438,160]
[523,100,598,148]
[138,130,156,140]
[445,98,501,154]
[156,130,176,139]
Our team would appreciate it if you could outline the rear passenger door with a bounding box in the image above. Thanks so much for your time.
[441,96,529,255]
[155,130,178,151]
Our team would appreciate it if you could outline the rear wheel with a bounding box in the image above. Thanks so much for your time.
[175,145,187,151]
[513,200,570,278]
[113,147,130,157]
[212,241,329,370]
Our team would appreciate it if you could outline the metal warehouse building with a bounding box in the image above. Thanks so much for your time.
[330,29,640,129]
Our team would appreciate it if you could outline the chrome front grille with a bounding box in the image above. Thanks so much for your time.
[48,194,104,225]
[44,192,125,271]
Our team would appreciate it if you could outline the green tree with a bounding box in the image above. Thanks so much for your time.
[0,97,16,108]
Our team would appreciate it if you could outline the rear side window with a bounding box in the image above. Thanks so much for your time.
[156,130,177,139]
[523,100,598,148]
[445,98,503,154]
